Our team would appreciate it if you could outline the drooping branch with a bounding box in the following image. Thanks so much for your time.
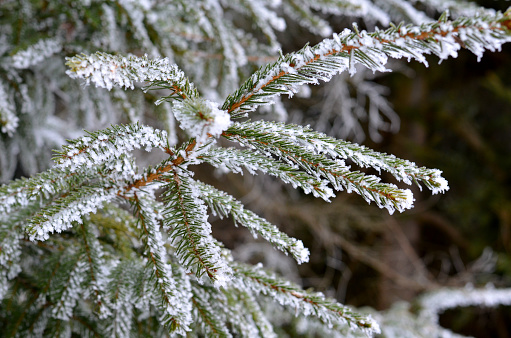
[223,11,511,117]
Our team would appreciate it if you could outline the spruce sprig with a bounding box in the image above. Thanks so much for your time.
[65,52,199,100]
[199,146,334,200]
[226,120,449,194]
[190,283,232,337]
[162,170,232,286]
[195,180,310,263]
[132,193,193,334]
[224,121,415,213]
[233,262,381,335]
[222,11,511,117]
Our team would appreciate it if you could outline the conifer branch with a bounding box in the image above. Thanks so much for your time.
[222,11,511,117]
[162,170,232,286]
[50,252,87,321]
[9,38,62,69]
[104,260,137,337]
[13,254,64,337]
[199,147,335,201]
[226,120,448,193]
[26,185,117,242]
[0,167,93,214]
[0,80,18,135]
[190,283,231,337]
[226,289,277,337]
[418,286,511,320]
[233,262,381,336]
[4,2,511,336]
[224,121,415,213]
[0,225,22,301]
[132,193,192,334]
[53,123,168,171]
[78,221,110,319]
[195,180,310,264]
[236,0,284,51]
[65,52,199,99]
[282,0,333,37]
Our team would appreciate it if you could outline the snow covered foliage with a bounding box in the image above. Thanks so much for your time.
[223,10,511,118]
[1,1,511,337]
[0,0,502,182]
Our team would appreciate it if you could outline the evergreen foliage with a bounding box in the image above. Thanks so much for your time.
[2,1,511,336]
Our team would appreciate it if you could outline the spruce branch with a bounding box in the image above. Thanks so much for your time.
[104,260,137,337]
[233,262,381,336]
[222,11,511,117]
[309,0,391,26]
[132,193,193,334]
[223,121,415,213]
[9,252,65,337]
[26,185,117,242]
[202,3,245,95]
[5,2,511,337]
[65,52,199,99]
[9,37,62,69]
[199,147,335,201]
[195,180,310,264]
[223,288,277,337]
[418,286,511,321]
[162,170,232,286]
[0,80,18,135]
[78,221,111,319]
[0,224,22,301]
[416,0,496,18]
[226,120,448,194]
[0,166,94,215]
[50,252,88,321]
[53,123,168,171]
[190,283,232,337]
[282,0,333,37]
[235,0,284,51]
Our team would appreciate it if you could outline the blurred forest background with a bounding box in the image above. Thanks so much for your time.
[2,0,511,336]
